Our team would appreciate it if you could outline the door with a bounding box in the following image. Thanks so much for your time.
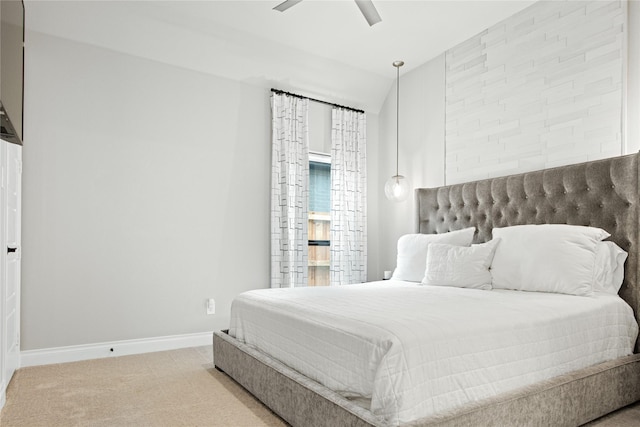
[3,141,20,384]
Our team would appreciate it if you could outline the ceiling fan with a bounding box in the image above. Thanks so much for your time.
[273,0,382,27]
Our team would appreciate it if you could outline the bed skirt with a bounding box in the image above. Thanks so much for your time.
[213,331,640,427]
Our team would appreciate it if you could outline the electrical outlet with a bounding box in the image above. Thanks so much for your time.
[206,298,215,315]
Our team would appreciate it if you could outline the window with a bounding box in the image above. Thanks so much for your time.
[308,155,330,286]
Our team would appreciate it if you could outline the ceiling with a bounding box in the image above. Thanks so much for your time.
[25,0,537,112]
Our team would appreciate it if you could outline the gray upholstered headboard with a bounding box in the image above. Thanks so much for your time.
[416,153,639,350]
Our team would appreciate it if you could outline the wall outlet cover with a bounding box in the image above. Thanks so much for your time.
[206,298,215,315]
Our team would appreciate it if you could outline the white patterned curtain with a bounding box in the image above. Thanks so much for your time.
[271,93,310,288]
[330,108,367,285]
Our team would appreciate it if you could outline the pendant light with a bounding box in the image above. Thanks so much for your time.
[384,60,411,202]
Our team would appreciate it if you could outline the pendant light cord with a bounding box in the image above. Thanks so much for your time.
[396,64,399,177]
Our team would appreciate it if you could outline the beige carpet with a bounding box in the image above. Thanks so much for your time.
[1,346,285,426]
[0,346,638,427]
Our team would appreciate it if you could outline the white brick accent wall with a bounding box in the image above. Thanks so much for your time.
[445,0,625,184]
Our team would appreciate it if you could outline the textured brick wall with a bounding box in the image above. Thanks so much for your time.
[445,0,625,184]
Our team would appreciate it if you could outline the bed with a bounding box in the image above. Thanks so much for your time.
[213,153,640,426]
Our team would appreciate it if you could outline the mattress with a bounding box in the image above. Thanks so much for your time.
[229,281,639,426]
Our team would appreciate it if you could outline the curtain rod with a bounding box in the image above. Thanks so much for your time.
[270,88,364,114]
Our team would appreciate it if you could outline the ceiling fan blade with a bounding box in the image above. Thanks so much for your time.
[354,0,381,26]
[273,0,303,12]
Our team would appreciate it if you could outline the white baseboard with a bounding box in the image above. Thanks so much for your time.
[20,331,213,368]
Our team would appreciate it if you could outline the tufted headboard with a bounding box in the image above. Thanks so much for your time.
[416,153,639,350]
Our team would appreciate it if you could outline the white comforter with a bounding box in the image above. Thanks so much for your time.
[229,281,638,426]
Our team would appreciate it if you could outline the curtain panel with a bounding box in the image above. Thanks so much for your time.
[270,94,310,288]
[330,108,367,285]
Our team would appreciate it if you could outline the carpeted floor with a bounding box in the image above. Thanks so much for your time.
[0,346,285,426]
[0,346,638,426]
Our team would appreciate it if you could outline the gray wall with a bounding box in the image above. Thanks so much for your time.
[21,30,379,351]
[22,31,271,349]
[373,55,446,282]
[308,102,332,155]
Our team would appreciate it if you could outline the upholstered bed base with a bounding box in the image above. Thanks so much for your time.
[214,331,640,426]
[214,331,387,427]
[214,154,640,426]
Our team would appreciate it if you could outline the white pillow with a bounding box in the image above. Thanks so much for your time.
[593,241,627,295]
[422,238,501,290]
[392,227,476,282]
[491,224,610,296]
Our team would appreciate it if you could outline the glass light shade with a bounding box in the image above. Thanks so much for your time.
[384,175,411,202]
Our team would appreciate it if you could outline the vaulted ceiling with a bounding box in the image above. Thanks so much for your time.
[25,0,536,112]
